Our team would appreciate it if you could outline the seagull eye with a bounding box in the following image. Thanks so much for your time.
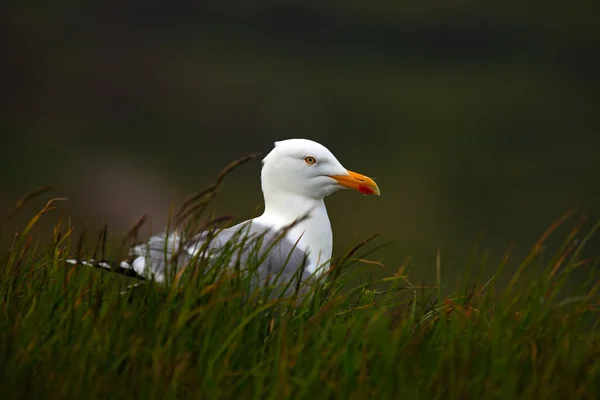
[304,156,316,165]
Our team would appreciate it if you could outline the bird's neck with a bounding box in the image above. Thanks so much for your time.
[261,191,324,224]
[257,191,333,276]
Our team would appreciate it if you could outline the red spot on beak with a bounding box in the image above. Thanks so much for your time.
[358,185,374,195]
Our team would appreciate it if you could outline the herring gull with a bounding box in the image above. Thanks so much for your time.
[66,139,380,294]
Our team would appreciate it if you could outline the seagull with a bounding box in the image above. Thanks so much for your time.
[66,139,380,295]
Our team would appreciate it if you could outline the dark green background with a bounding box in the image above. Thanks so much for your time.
[2,2,599,283]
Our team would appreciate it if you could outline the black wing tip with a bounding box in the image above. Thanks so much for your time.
[64,257,145,280]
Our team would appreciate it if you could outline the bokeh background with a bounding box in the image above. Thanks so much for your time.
[2,2,599,284]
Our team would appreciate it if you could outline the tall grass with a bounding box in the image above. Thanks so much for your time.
[1,185,599,398]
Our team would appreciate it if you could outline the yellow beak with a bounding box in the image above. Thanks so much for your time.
[329,170,380,196]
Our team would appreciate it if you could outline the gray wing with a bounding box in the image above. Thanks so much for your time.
[130,221,314,296]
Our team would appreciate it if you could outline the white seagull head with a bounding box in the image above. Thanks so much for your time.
[261,138,380,200]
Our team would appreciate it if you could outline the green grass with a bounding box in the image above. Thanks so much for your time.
[1,194,599,399]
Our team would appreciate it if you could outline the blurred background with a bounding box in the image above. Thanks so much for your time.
[2,2,599,284]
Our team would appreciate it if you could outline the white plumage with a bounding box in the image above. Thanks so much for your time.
[67,139,380,292]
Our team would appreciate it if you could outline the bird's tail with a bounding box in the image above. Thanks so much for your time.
[65,256,146,280]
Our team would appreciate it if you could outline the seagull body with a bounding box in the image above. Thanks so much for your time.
[67,139,380,292]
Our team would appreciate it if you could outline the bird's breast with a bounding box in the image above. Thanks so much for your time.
[256,198,333,276]
[286,214,333,276]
